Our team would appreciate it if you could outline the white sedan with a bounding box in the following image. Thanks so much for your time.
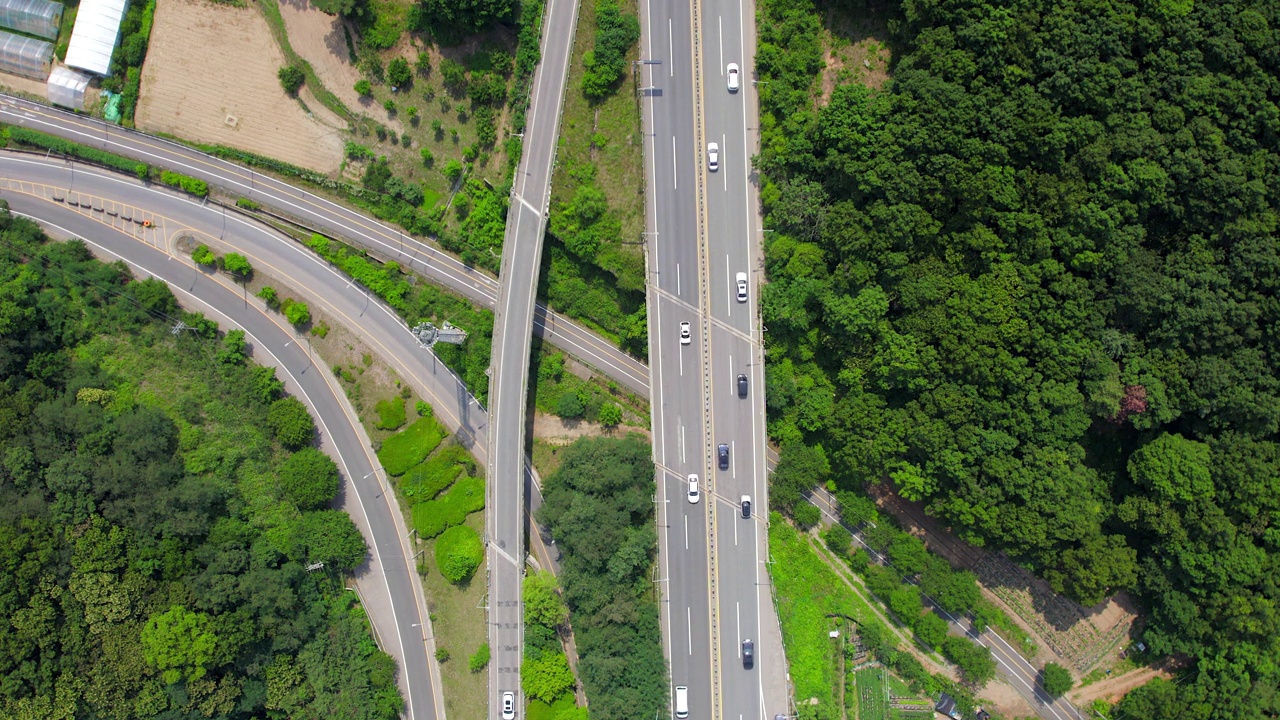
[687,474,700,504]
[707,142,719,172]
[680,321,692,345]
[736,272,748,302]
[727,63,740,92]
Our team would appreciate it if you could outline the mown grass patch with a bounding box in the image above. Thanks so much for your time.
[378,415,447,475]
[375,396,407,430]
[527,694,575,720]
[411,474,484,537]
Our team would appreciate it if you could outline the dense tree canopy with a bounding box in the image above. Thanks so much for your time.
[0,207,401,719]
[754,0,1280,714]
[536,436,667,720]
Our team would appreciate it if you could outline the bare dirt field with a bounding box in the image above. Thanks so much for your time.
[1069,663,1173,706]
[0,73,51,101]
[137,0,344,173]
[276,0,399,128]
[869,483,1141,675]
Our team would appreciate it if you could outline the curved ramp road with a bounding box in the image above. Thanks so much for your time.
[0,94,649,398]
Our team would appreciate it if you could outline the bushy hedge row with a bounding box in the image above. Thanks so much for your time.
[160,170,209,197]
[398,444,472,500]
[306,233,412,309]
[377,416,447,475]
[410,474,484,538]
[3,126,149,178]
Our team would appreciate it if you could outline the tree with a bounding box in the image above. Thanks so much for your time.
[222,252,253,279]
[355,79,372,96]
[597,402,622,427]
[913,612,948,649]
[141,605,219,684]
[387,57,411,88]
[312,0,363,17]
[413,0,515,40]
[279,447,340,510]
[283,300,311,327]
[793,501,821,529]
[469,642,490,672]
[521,651,575,703]
[523,571,568,629]
[292,510,367,571]
[257,285,281,309]
[267,397,316,450]
[555,391,585,419]
[192,244,216,266]
[442,159,464,183]
[278,65,305,95]
[1041,662,1073,697]
[942,636,995,686]
[415,51,431,77]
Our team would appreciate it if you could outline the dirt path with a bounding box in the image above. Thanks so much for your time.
[1069,664,1173,706]
[137,0,344,173]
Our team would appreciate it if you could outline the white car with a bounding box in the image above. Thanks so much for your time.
[502,692,515,720]
[707,142,719,172]
[680,321,692,345]
[736,272,748,302]
[687,474,700,504]
[727,63,740,92]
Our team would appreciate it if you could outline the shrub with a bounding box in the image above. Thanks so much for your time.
[387,57,412,88]
[279,447,340,510]
[415,51,431,77]
[267,397,316,450]
[411,475,484,537]
[191,244,216,266]
[440,58,467,92]
[378,416,448,475]
[461,144,478,162]
[257,285,280,309]
[383,98,396,115]
[468,643,490,672]
[345,142,375,161]
[291,510,367,571]
[436,647,450,662]
[434,525,483,583]
[278,65,305,95]
[1041,663,1073,696]
[406,105,419,123]
[416,400,433,417]
[355,79,372,96]
[283,300,311,327]
[420,148,435,167]
[375,397,407,430]
[398,445,468,500]
[235,197,260,210]
[431,119,444,138]
[222,252,252,278]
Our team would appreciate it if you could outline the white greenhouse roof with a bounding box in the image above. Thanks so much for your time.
[64,0,127,76]
[47,65,90,110]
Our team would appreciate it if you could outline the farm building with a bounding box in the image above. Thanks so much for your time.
[64,0,126,76]
[0,0,63,40]
[47,65,90,109]
[0,29,52,79]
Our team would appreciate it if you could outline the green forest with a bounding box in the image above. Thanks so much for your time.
[754,0,1280,716]
[536,436,667,720]
[0,206,401,719]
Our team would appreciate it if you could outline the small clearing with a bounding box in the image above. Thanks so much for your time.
[820,1,892,102]
[1069,664,1175,706]
[138,0,343,173]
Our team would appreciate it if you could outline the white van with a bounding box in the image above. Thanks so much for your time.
[675,686,689,718]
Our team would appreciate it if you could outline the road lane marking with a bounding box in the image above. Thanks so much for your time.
[681,421,687,464]
[723,133,729,192]
[669,17,674,77]
[677,262,681,296]
[736,602,740,653]
[731,440,736,479]
[684,513,689,550]
[719,16,724,75]
[725,255,731,316]
[672,136,678,189]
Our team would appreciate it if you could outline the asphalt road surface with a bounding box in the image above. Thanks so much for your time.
[806,487,1087,720]
[0,183,449,720]
[484,0,581,711]
[0,94,649,399]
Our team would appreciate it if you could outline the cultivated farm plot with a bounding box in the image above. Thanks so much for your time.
[137,0,344,173]
[855,666,889,720]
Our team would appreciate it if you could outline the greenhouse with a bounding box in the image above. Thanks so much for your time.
[0,0,63,40]
[64,0,126,76]
[0,29,52,80]
[47,65,89,110]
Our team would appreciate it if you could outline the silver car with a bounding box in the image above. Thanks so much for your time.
[727,63,740,92]
[736,272,748,302]
[687,474,700,504]
[708,142,719,171]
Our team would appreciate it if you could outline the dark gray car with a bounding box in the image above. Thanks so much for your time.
[718,443,729,470]
[737,373,748,397]
[743,639,754,669]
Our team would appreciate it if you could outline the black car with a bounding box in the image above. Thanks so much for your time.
[742,639,754,669]
[718,443,729,470]
[737,374,748,398]
[741,495,752,518]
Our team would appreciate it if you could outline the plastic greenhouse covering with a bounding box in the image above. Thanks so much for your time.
[47,65,89,110]
[0,0,63,40]
[0,30,52,80]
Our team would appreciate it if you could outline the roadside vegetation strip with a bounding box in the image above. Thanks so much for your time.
[0,208,402,718]
[768,514,983,719]
[411,474,485,538]
[377,414,448,474]
[3,125,150,178]
[535,436,667,720]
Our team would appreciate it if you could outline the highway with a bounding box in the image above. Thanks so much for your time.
[0,94,650,400]
[806,487,1087,720]
[0,175,453,720]
[636,0,716,719]
[484,0,581,710]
